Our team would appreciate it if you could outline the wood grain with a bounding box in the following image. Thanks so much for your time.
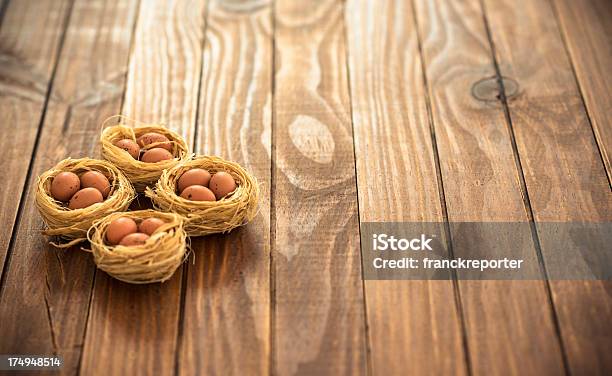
[177,0,272,374]
[121,0,204,133]
[552,0,611,182]
[483,0,612,373]
[414,0,566,374]
[273,0,367,374]
[345,0,467,374]
[0,0,138,374]
[1,0,609,373]
[0,0,71,281]
[79,1,205,375]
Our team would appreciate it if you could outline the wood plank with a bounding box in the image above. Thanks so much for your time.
[414,0,566,374]
[482,0,612,374]
[273,0,367,374]
[120,1,203,133]
[0,0,71,280]
[0,1,139,374]
[177,0,272,374]
[345,0,467,374]
[553,0,611,182]
[78,1,206,375]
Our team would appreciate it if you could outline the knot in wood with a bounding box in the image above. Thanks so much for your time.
[471,76,519,102]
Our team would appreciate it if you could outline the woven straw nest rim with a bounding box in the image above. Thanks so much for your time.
[100,120,189,191]
[35,158,135,248]
[87,210,188,284]
[145,155,260,236]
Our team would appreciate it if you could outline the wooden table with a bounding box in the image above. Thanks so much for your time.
[0,0,610,375]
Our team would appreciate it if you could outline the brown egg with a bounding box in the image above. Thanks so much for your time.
[141,147,173,163]
[139,218,166,235]
[180,185,216,201]
[177,168,211,193]
[119,232,150,247]
[80,171,111,198]
[114,139,140,159]
[209,172,237,200]
[137,132,173,152]
[106,217,138,245]
[50,171,80,202]
[68,187,103,209]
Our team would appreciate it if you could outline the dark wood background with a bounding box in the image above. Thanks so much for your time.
[0,0,610,375]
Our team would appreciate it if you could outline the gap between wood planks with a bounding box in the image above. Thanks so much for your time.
[408,1,474,374]
[269,0,278,374]
[340,0,373,374]
[477,0,571,374]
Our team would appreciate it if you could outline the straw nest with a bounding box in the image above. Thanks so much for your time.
[35,158,135,248]
[145,156,259,236]
[87,210,188,284]
[100,119,189,191]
